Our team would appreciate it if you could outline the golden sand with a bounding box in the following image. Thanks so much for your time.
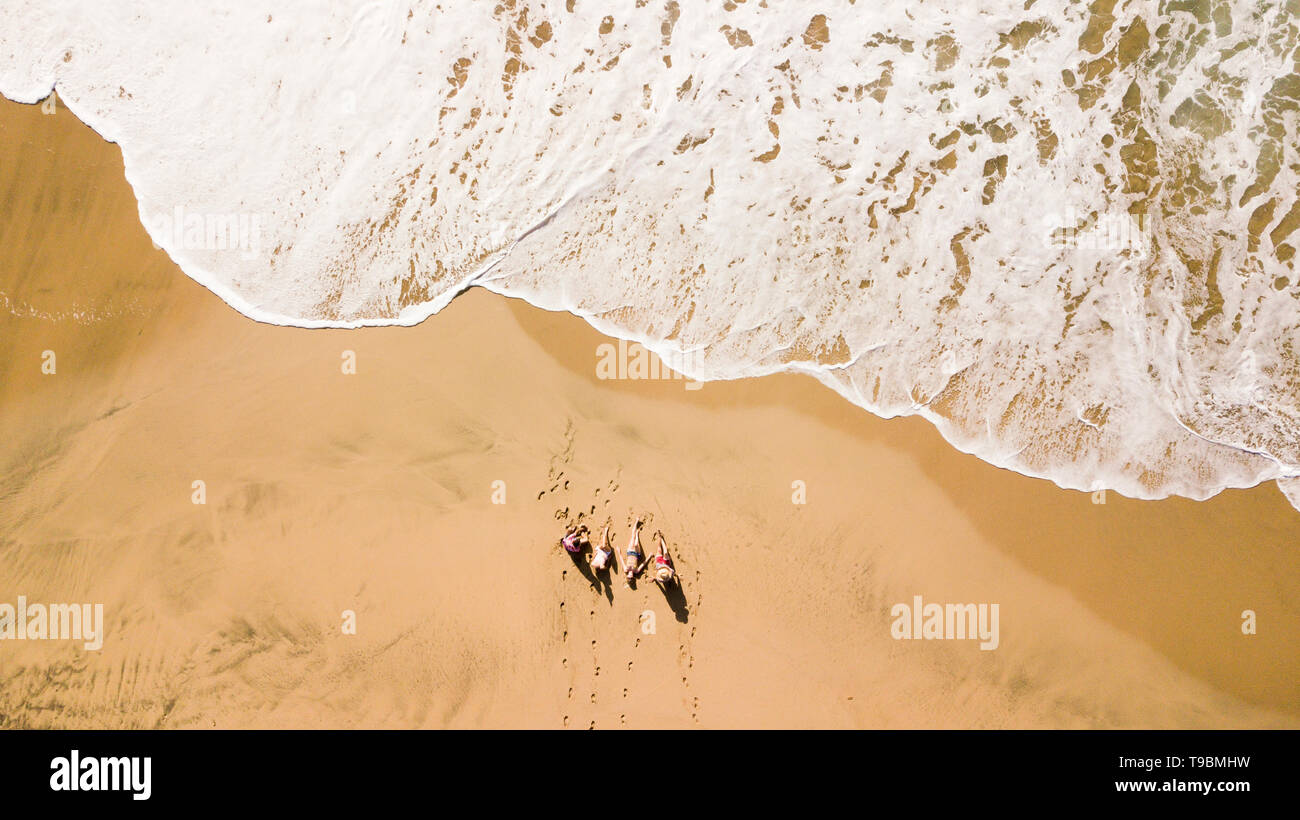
[1,96,1296,727]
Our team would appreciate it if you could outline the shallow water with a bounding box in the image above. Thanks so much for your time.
[3,0,1298,506]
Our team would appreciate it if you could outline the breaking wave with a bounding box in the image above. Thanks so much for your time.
[4,0,1299,507]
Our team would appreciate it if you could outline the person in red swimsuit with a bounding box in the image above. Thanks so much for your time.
[652,530,675,586]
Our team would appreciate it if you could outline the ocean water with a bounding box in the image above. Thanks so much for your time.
[3,0,1298,508]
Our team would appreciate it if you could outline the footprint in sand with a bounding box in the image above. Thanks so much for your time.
[559,578,568,638]
[618,631,642,715]
[563,715,570,727]
[678,618,701,723]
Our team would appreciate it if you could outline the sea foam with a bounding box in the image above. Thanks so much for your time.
[3,0,1299,508]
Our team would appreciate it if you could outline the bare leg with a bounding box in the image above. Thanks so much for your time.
[628,519,643,554]
[654,530,668,559]
[622,520,644,583]
[591,524,611,568]
[610,525,627,574]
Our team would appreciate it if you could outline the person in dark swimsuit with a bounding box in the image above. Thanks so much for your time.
[620,518,649,584]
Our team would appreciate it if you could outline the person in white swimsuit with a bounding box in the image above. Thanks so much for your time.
[589,523,616,572]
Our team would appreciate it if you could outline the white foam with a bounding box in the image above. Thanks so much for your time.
[4,1,1299,510]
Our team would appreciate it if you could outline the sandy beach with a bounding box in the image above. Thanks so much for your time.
[1,96,1297,729]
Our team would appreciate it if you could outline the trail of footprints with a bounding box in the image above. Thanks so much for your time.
[560,569,704,728]
[557,572,644,728]
[677,570,703,724]
[546,431,619,728]
[560,569,572,728]
[547,438,696,727]
[558,567,604,729]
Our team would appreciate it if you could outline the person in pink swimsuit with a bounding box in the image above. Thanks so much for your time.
[560,523,590,556]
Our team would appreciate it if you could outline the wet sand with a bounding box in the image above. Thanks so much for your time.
[1,95,1296,728]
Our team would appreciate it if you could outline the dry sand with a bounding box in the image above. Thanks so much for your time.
[1,95,1296,728]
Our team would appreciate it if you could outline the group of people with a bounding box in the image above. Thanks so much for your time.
[561,518,676,587]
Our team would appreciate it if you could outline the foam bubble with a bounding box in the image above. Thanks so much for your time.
[4,0,1298,506]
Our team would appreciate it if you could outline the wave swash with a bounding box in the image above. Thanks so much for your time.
[3,0,1299,508]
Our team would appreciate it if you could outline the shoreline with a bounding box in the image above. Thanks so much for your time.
[1,96,1297,727]
[508,286,1300,719]
[7,88,1292,512]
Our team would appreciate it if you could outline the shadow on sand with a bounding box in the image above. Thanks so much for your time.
[569,548,614,604]
[656,576,689,623]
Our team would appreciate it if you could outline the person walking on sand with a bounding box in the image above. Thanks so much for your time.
[652,530,676,586]
[620,518,649,584]
[560,523,590,556]
[589,523,616,572]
